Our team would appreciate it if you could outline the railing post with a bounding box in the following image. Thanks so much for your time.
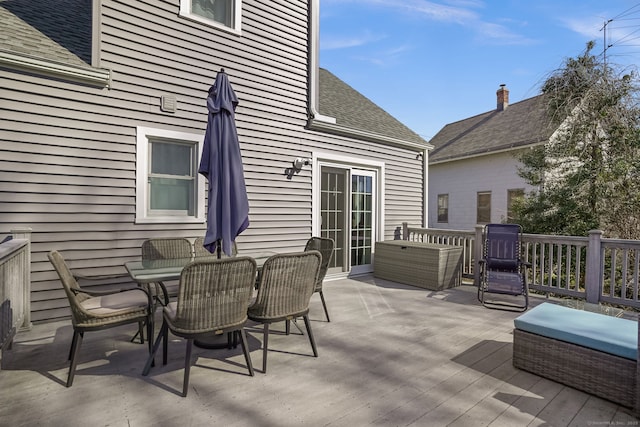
[585,229,603,305]
[473,225,483,288]
[402,222,408,241]
[11,227,32,331]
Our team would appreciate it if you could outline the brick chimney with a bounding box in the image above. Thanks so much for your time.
[496,84,509,111]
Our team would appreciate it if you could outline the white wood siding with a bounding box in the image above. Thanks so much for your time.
[428,151,535,230]
[0,0,425,322]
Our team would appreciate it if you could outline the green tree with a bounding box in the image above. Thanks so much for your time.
[512,41,640,239]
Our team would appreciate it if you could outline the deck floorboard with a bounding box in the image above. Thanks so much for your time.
[1,275,637,426]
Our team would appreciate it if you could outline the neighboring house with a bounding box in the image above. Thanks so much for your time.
[428,85,554,230]
[0,0,430,322]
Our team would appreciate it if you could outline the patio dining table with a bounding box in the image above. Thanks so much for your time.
[125,251,275,295]
[125,252,276,349]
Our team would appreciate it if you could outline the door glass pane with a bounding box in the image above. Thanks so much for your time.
[320,168,345,270]
[351,174,373,267]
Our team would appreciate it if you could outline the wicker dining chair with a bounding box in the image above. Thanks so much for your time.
[193,236,238,258]
[142,257,257,397]
[248,251,322,373]
[48,250,154,387]
[304,237,335,322]
[141,238,192,306]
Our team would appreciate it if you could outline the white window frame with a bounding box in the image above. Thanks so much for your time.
[179,0,242,35]
[136,127,206,224]
[311,152,385,276]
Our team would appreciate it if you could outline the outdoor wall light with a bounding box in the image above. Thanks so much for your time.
[293,157,312,170]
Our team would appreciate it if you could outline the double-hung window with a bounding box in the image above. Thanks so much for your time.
[180,0,242,33]
[507,189,524,222]
[136,127,205,224]
[437,194,449,223]
[477,191,491,224]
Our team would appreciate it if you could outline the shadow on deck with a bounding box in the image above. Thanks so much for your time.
[1,275,637,426]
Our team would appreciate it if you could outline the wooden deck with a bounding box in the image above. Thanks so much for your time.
[1,276,638,426]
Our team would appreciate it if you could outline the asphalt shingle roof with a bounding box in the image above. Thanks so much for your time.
[0,0,91,67]
[429,94,553,163]
[318,68,428,146]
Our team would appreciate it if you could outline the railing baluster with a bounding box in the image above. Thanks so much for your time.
[400,224,640,309]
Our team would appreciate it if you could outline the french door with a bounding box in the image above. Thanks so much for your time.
[319,166,377,275]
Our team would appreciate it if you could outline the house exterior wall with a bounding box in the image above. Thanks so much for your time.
[428,150,535,230]
[0,0,425,322]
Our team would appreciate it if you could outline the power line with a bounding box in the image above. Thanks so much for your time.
[601,3,640,66]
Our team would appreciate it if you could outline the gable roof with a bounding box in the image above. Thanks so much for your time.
[429,93,553,164]
[317,68,430,149]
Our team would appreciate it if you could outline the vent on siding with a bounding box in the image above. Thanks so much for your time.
[161,95,177,113]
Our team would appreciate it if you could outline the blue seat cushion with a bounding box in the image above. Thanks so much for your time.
[514,302,637,360]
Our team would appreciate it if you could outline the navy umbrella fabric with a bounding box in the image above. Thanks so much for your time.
[198,69,249,257]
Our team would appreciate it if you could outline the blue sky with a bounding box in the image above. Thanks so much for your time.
[319,0,640,140]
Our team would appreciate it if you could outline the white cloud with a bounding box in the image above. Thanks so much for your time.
[561,17,604,40]
[321,31,387,50]
[329,0,537,45]
[476,22,537,45]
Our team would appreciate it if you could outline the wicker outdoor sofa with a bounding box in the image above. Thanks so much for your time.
[513,303,639,415]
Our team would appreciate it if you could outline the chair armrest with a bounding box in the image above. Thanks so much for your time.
[73,286,148,297]
[73,271,130,281]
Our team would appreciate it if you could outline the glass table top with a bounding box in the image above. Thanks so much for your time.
[125,252,276,284]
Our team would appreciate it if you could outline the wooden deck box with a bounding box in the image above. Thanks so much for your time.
[374,241,463,290]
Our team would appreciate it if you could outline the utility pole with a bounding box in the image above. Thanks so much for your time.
[601,18,613,67]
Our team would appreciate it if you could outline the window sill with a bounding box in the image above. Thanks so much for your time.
[135,217,205,225]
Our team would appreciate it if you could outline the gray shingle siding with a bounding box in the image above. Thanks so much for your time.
[1,0,427,322]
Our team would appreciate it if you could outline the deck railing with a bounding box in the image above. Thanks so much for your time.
[401,223,640,310]
[0,228,32,365]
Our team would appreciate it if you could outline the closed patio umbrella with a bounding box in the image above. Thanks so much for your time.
[199,69,249,257]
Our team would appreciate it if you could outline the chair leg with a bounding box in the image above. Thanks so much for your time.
[143,321,166,376]
[67,330,83,387]
[285,319,290,335]
[183,339,193,397]
[147,314,154,356]
[262,323,270,373]
[162,320,169,365]
[319,291,330,322]
[130,322,145,344]
[239,329,254,377]
[68,330,79,361]
[302,315,318,357]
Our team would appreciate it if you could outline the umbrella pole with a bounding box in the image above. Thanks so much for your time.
[195,238,232,350]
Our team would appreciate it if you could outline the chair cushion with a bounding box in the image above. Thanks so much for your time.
[486,258,519,270]
[514,302,637,360]
[164,301,178,321]
[81,289,149,315]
